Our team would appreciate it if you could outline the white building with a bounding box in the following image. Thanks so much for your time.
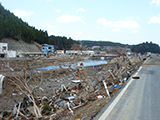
[82,50,94,55]
[0,43,8,52]
[66,50,81,55]
[0,43,8,58]
[56,50,64,55]
[92,46,100,49]
[0,43,16,58]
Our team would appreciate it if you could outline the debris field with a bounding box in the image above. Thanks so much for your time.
[0,54,145,120]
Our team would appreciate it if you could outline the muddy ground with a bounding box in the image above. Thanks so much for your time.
[0,55,144,119]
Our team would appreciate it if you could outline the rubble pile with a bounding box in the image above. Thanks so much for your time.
[0,55,145,119]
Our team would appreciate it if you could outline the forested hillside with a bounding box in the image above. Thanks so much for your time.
[131,42,160,54]
[0,3,48,44]
[0,3,79,50]
[49,35,79,50]
[81,40,127,48]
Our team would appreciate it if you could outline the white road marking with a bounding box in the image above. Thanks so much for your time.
[98,64,143,120]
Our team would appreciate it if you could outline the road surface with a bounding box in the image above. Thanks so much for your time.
[93,57,160,120]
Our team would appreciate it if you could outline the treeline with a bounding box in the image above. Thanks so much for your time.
[0,4,79,50]
[49,36,79,50]
[81,40,127,48]
[131,42,160,54]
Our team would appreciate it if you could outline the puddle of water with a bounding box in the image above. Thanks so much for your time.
[38,60,109,70]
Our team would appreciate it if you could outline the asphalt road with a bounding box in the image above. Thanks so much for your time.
[93,57,160,120]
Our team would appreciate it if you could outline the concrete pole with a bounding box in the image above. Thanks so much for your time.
[103,80,111,99]
[0,75,5,95]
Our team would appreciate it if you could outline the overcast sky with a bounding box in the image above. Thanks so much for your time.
[1,0,160,45]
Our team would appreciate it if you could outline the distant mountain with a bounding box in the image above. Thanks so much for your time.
[80,40,128,48]
[81,40,160,54]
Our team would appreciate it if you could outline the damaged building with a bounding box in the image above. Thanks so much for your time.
[0,39,43,58]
